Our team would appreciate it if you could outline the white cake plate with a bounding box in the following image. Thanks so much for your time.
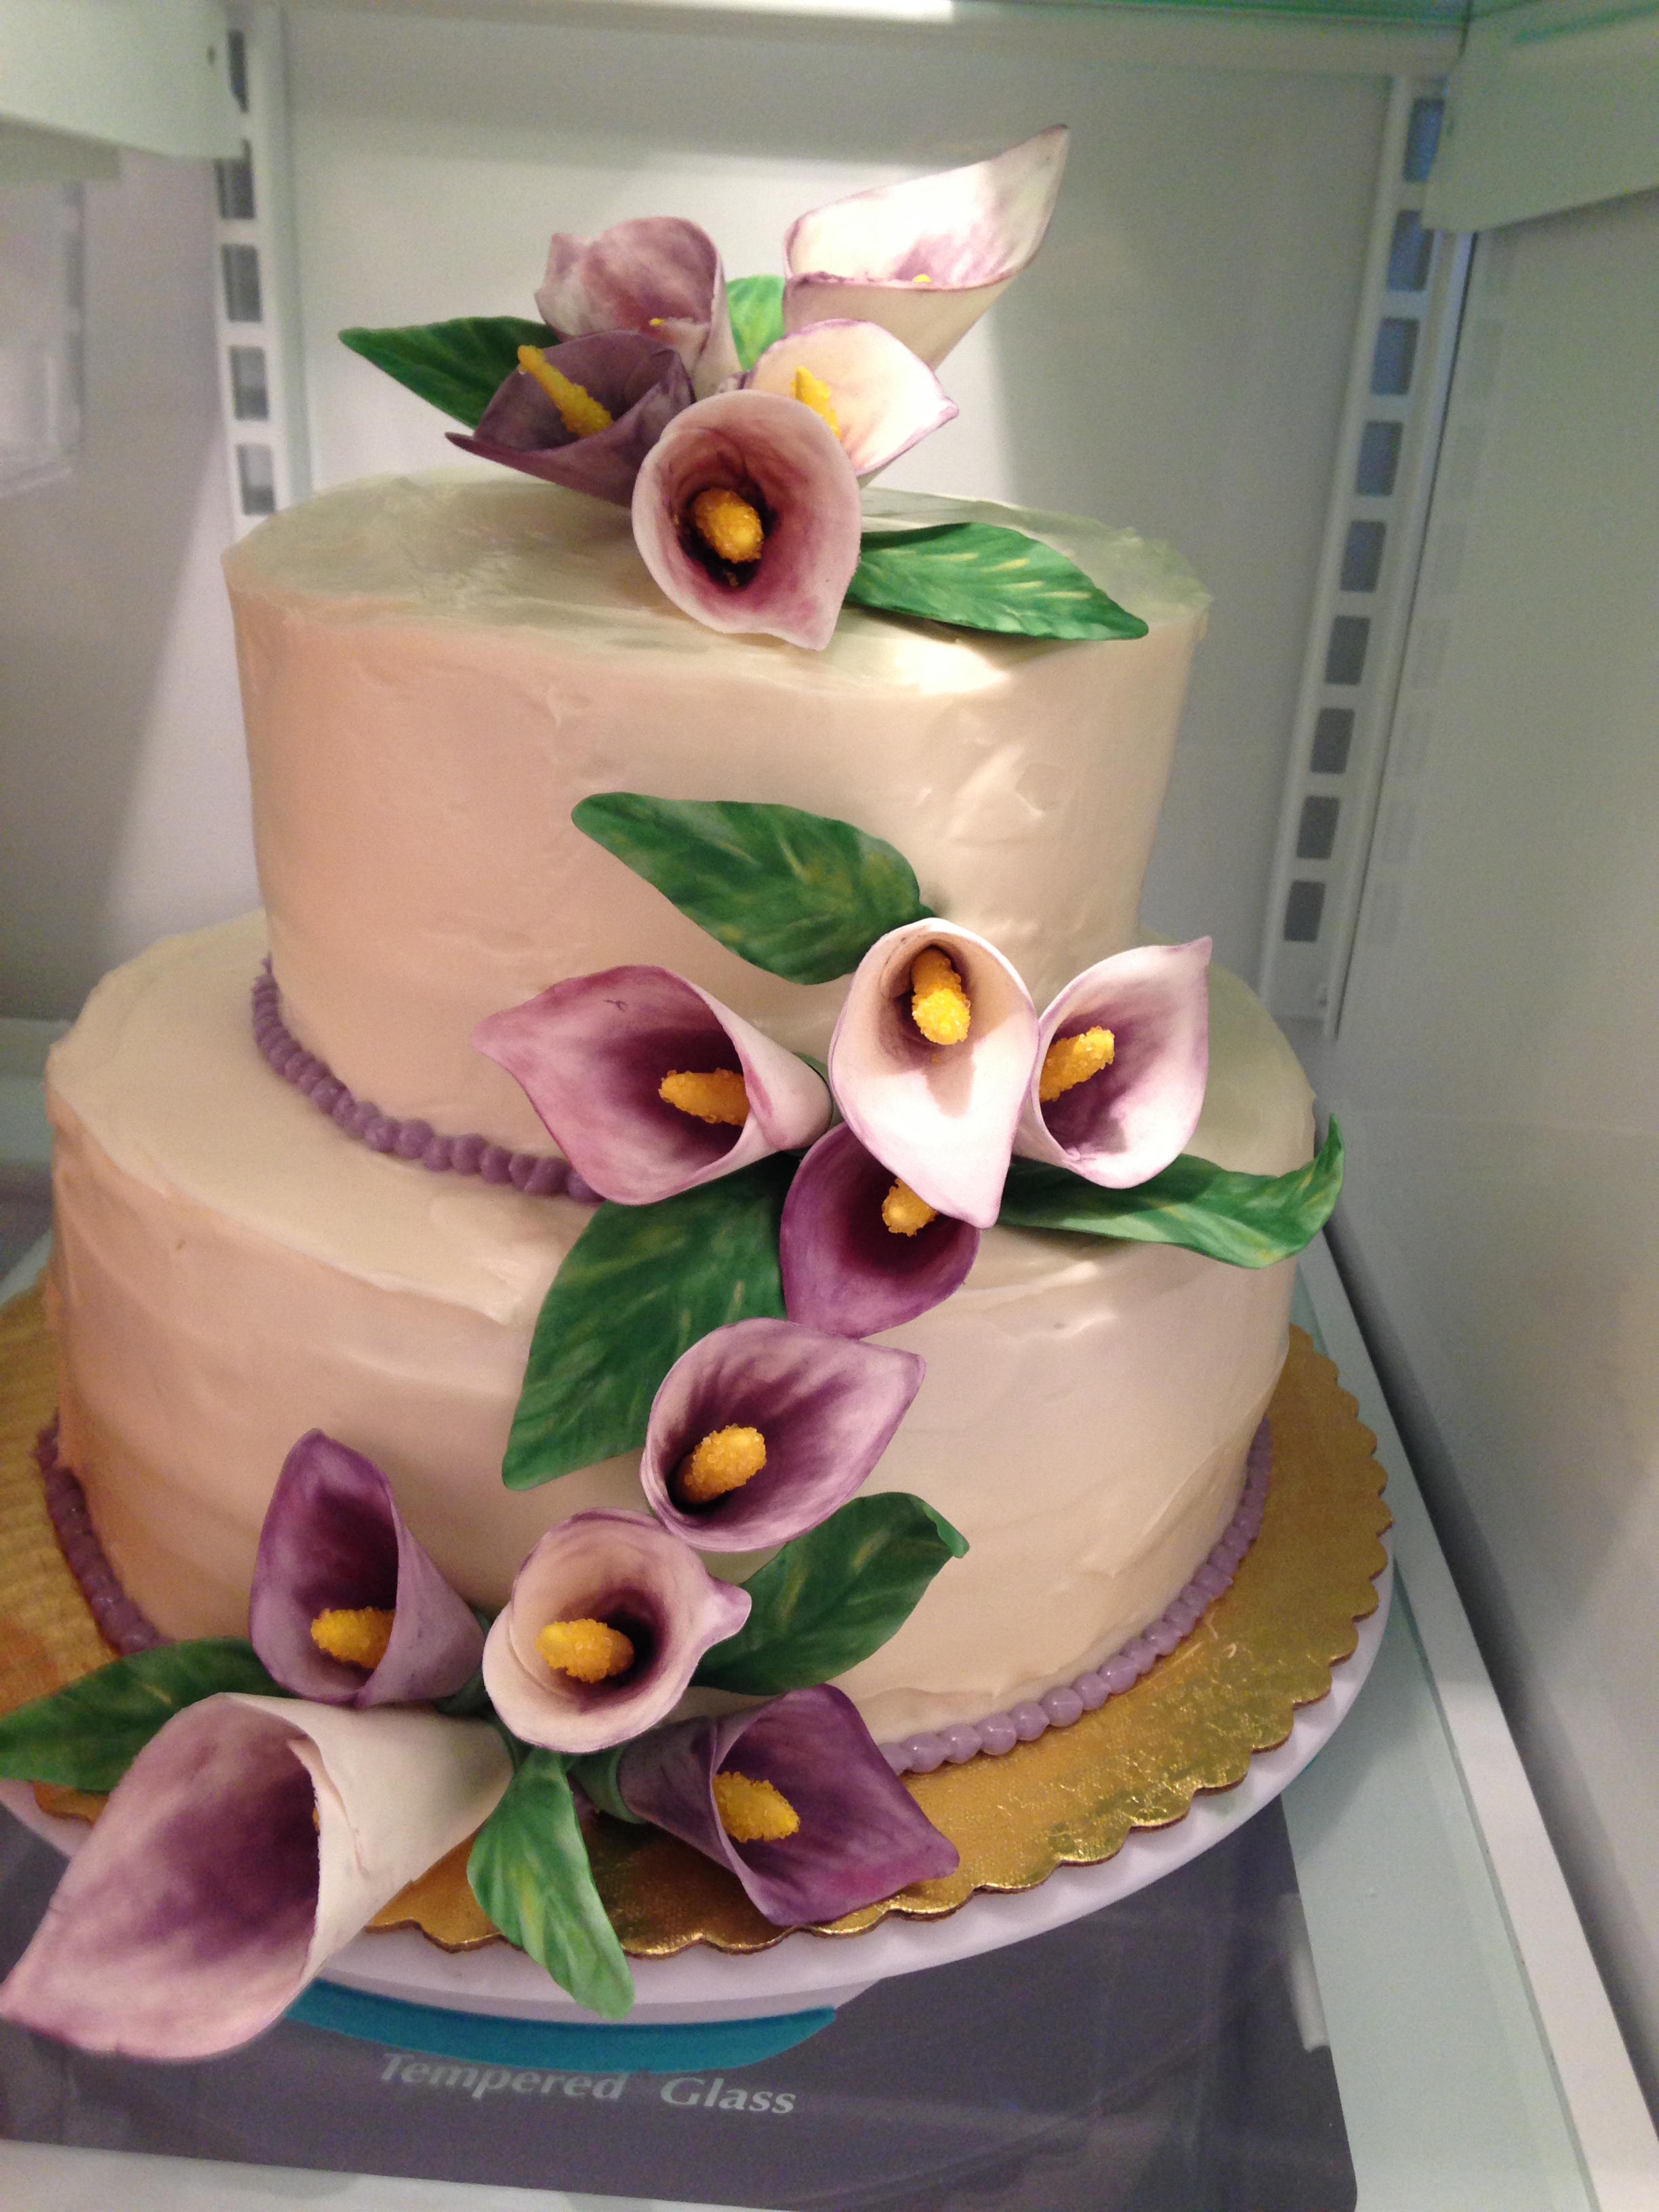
[1,1543,1389,2049]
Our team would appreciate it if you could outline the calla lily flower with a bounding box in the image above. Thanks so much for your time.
[248,1431,485,1708]
[536,217,740,398]
[631,389,863,652]
[744,319,956,479]
[449,331,693,508]
[0,1694,510,2060]
[482,1510,750,1755]
[473,964,830,1208]
[780,1124,979,1338]
[828,920,1039,1231]
[638,1317,924,1550]
[603,1685,958,1925]
[1015,939,1212,1188]
[783,126,1069,369]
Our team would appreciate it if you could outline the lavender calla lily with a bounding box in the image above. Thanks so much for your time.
[783,127,1069,369]
[482,1510,750,1754]
[781,1124,979,1338]
[448,331,693,507]
[745,319,956,479]
[828,919,1040,1231]
[1015,939,1211,1188]
[248,1431,484,1708]
[473,964,830,1208]
[536,217,740,398]
[639,1317,924,1549]
[630,389,863,651]
[0,1694,510,2060]
[603,1685,958,1925]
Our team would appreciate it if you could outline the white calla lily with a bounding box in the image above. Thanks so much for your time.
[746,319,956,479]
[783,127,1069,368]
[828,919,1039,1231]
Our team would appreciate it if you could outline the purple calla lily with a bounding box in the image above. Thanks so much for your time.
[448,331,693,507]
[780,1124,979,1338]
[638,1316,924,1549]
[472,964,830,1208]
[828,920,1040,1231]
[783,127,1069,369]
[482,1511,750,1755]
[744,319,956,480]
[248,1431,484,1708]
[630,389,863,651]
[536,217,740,398]
[1015,940,1212,1187]
[0,1694,510,2059]
[609,1685,958,1925]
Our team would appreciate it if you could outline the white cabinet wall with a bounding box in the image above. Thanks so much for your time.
[1304,180,1659,2104]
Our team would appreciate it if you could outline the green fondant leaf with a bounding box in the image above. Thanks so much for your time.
[467,1748,633,2019]
[572,793,930,985]
[338,316,557,429]
[726,274,785,373]
[998,1119,1345,1267]
[846,523,1150,643]
[566,1745,645,1826]
[0,1640,285,1793]
[503,1158,794,1489]
[693,1493,968,1696]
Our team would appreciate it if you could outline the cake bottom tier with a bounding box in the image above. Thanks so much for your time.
[44,916,1313,1744]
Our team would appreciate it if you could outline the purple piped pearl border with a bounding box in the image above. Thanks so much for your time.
[880,1420,1272,1775]
[251,964,598,1202]
[34,1408,1271,1757]
[34,1422,165,1657]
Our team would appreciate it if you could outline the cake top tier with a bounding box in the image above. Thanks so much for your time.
[226,473,1208,673]
[228,474,1208,1155]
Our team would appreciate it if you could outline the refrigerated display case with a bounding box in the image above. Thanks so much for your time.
[2,1,1656,2202]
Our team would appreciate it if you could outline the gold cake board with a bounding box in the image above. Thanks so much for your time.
[0,1282,1389,1959]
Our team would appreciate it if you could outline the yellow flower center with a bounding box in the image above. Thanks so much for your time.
[909,947,972,1046]
[536,1618,636,1683]
[882,1179,937,1236]
[791,365,841,441]
[515,346,613,438]
[659,1068,750,1126]
[712,1770,800,1843]
[912,274,933,285]
[310,1606,394,1670]
[678,1425,767,1506]
[1039,1026,1115,1104]
[691,487,766,565]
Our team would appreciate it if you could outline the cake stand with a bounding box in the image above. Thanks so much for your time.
[0,1294,1391,2070]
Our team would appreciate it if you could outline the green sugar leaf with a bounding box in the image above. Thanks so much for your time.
[573,792,930,985]
[694,1493,968,1696]
[846,523,1150,643]
[726,274,786,373]
[503,1158,794,1488]
[468,1748,633,2019]
[338,316,557,429]
[998,1119,1345,1267]
[0,1639,285,1793]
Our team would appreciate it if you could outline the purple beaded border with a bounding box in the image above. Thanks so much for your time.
[880,1419,1272,1775]
[34,1422,165,1656]
[251,964,597,1202]
[33,1404,1271,1762]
